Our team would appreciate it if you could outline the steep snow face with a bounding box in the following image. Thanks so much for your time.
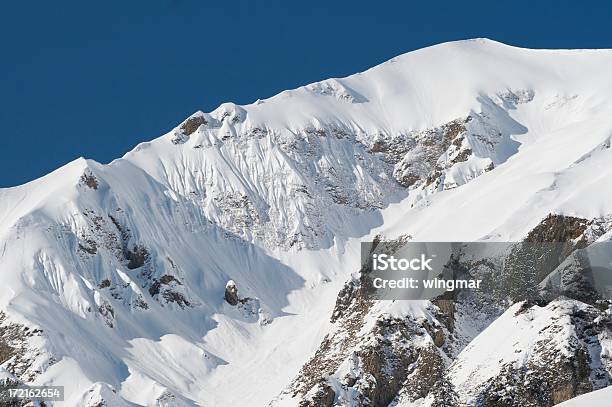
[122,39,612,249]
[1,39,612,406]
[0,157,315,405]
[126,110,403,251]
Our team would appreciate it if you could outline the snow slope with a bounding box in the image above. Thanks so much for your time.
[1,38,612,406]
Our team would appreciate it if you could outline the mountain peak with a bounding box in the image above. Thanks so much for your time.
[2,39,612,406]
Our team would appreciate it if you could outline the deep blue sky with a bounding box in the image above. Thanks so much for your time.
[1,1,611,187]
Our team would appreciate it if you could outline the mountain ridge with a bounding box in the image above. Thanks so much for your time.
[1,39,612,406]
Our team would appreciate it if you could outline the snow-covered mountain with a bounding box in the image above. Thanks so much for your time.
[1,38,612,406]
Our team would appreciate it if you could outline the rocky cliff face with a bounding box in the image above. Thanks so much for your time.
[275,216,612,407]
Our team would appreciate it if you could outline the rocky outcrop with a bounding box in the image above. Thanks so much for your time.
[277,237,457,406]
[392,119,467,188]
[149,275,190,309]
[0,312,47,383]
[172,114,208,144]
[79,170,99,189]
[451,299,612,407]
[526,214,590,245]
[540,249,604,305]
[180,115,207,135]
[224,280,240,306]
[0,378,28,406]
[298,381,336,407]
[125,244,149,270]
[224,280,269,324]
[279,214,612,406]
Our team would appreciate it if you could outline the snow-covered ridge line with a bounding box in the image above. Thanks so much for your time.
[122,39,612,144]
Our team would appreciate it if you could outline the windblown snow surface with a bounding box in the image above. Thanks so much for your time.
[1,39,612,406]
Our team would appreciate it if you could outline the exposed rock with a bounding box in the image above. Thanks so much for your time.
[0,312,46,382]
[161,291,190,308]
[478,351,591,407]
[282,237,452,406]
[282,223,612,406]
[214,103,246,125]
[354,317,421,406]
[149,275,190,308]
[222,280,266,322]
[0,378,28,406]
[392,120,465,188]
[370,140,387,153]
[451,147,472,164]
[0,340,13,366]
[498,214,592,303]
[454,299,611,407]
[298,380,336,407]
[540,249,603,305]
[180,115,207,135]
[149,275,181,296]
[98,302,115,328]
[432,298,456,332]
[428,376,460,407]
[80,171,99,190]
[432,328,445,347]
[78,239,98,255]
[287,278,373,401]
[401,346,446,401]
[126,245,149,270]
[225,280,240,306]
[98,279,111,289]
[213,192,263,237]
[526,214,589,245]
